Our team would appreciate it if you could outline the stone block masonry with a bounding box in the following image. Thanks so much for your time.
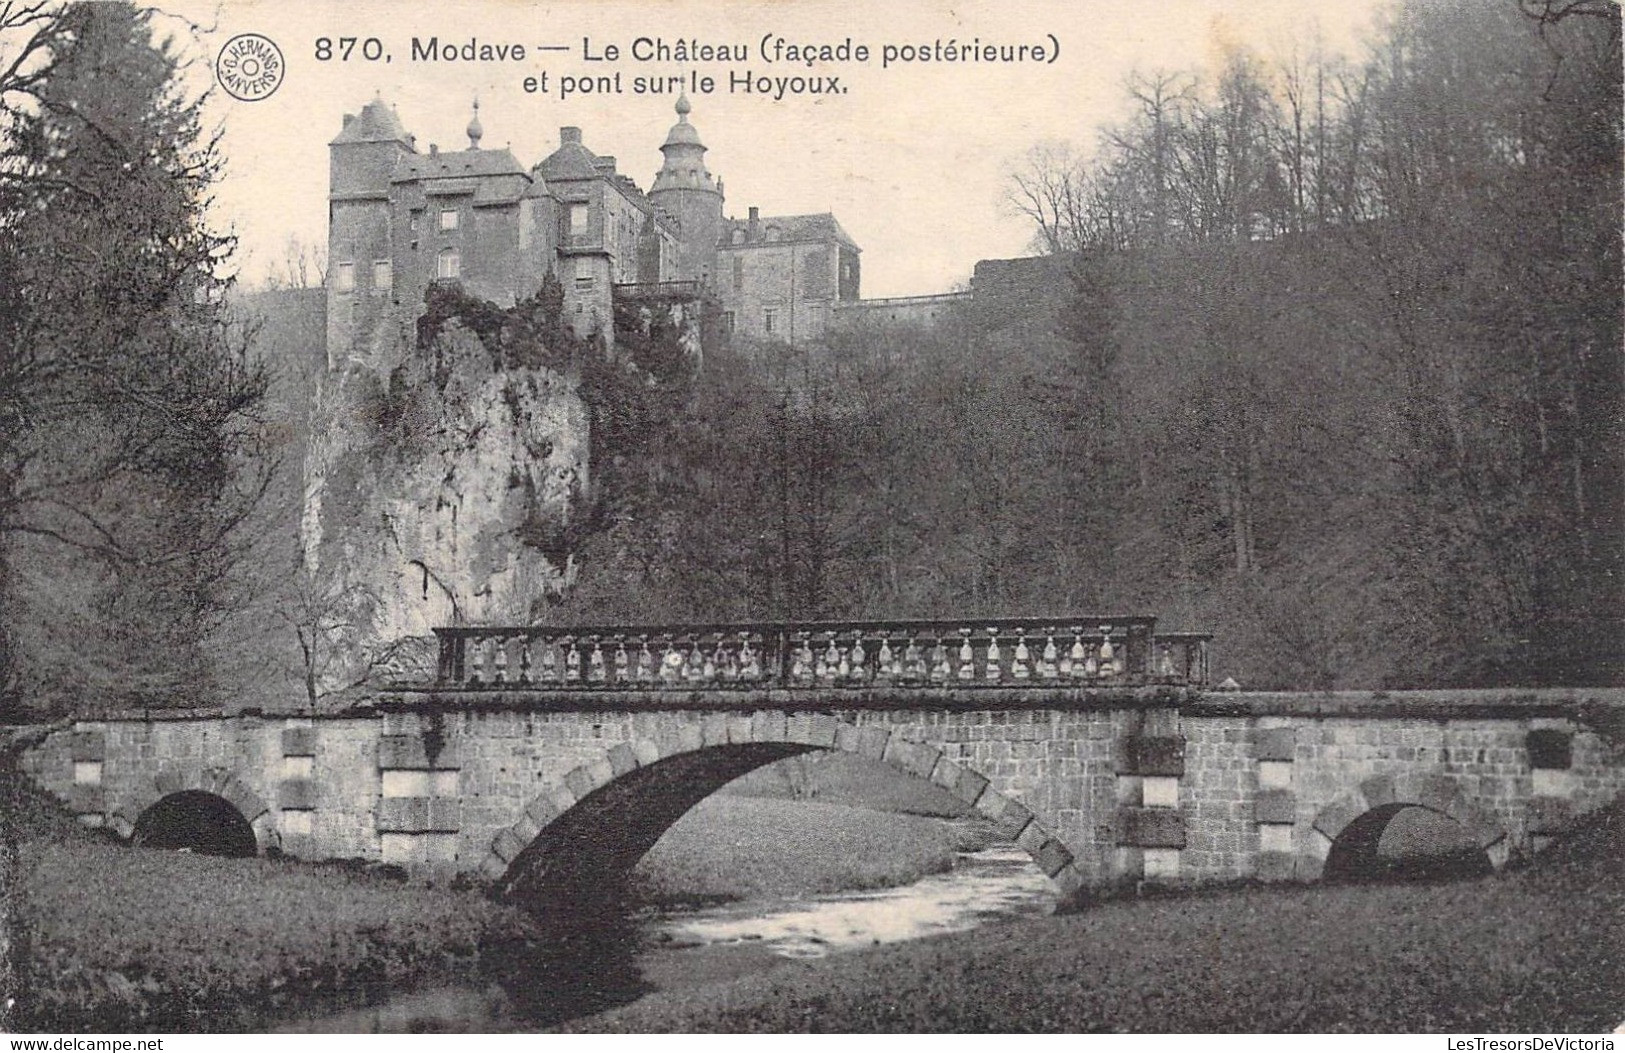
[17,688,1625,898]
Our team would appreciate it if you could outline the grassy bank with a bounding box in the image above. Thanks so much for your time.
[568,797,1625,1033]
[14,839,533,1031]
[630,796,983,904]
[0,743,530,1031]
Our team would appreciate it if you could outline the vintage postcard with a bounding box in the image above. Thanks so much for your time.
[2,0,1621,1038]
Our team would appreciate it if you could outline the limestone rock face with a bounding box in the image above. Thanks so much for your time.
[301,313,586,690]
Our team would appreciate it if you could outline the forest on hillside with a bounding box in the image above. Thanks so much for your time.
[1,2,1617,714]
[555,0,1623,691]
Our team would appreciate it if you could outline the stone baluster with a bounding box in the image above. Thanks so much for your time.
[929,638,950,682]
[685,638,707,682]
[563,636,582,682]
[614,640,631,683]
[792,633,814,683]
[739,633,762,680]
[904,637,926,680]
[539,639,558,683]
[1157,644,1175,678]
[492,635,510,684]
[659,636,683,683]
[848,635,868,682]
[1099,626,1119,678]
[875,634,895,682]
[716,638,736,681]
[467,636,487,685]
[1068,628,1088,680]
[587,637,606,683]
[985,628,1003,682]
[637,637,656,682]
[1013,629,1032,680]
[1039,631,1058,679]
[819,635,839,683]
[516,637,534,684]
[701,637,718,680]
[957,629,975,681]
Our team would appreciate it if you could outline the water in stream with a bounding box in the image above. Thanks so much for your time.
[274,846,1054,1033]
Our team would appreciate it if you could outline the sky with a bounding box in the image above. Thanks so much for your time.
[151,0,1395,299]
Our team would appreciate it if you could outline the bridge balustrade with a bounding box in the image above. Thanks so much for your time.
[432,618,1211,691]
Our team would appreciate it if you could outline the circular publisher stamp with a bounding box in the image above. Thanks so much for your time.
[216,33,285,102]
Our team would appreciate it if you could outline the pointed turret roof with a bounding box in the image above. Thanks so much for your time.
[330,96,411,145]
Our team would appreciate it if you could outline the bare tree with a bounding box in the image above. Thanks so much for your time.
[263,234,328,290]
[1003,141,1091,255]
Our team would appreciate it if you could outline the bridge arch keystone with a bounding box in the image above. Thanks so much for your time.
[482,711,1084,897]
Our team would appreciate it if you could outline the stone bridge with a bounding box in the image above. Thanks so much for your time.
[17,618,1625,901]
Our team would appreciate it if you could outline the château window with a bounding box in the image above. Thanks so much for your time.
[437,248,460,280]
[733,256,744,289]
[373,260,392,293]
[574,257,593,285]
[569,203,589,237]
[763,308,776,334]
[438,209,459,231]
[723,311,735,332]
[334,261,354,293]
[730,229,745,245]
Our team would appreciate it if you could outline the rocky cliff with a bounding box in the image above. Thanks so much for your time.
[298,281,704,695]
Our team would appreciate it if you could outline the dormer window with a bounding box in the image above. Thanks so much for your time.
[765,227,781,242]
[438,209,459,231]
[334,261,354,293]
[730,229,744,245]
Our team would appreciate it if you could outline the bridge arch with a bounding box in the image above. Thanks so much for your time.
[481,713,1080,899]
[1303,772,1509,882]
[111,766,276,855]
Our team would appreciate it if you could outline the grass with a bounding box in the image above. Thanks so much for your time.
[629,796,985,905]
[565,796,1625,1033]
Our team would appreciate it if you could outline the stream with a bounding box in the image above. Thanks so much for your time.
[273,845,1055,1033]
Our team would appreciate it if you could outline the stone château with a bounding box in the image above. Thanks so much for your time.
[326,94,965,355]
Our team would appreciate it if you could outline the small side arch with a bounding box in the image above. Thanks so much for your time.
[481,712,1082,899]
[1303,772,1509,881]
[113,766,277,855]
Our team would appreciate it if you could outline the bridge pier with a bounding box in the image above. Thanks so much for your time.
[18,689,1625,900]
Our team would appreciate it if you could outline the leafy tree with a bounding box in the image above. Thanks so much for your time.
[0,3,270,714]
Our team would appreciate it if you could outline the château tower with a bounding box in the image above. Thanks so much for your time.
[326,97,414,369]
[648,94,724,286]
